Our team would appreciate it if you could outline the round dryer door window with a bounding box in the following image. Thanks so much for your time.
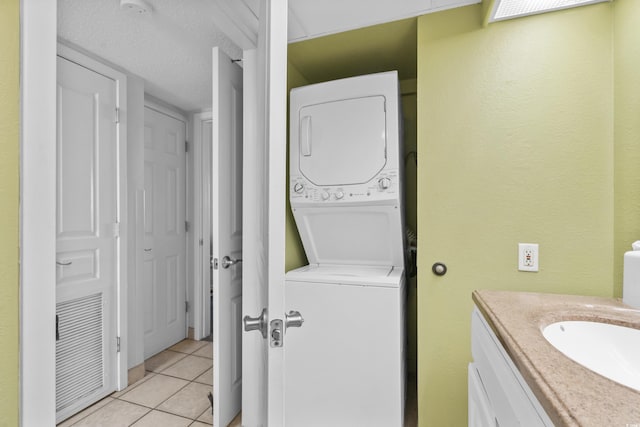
[297,95,387,186]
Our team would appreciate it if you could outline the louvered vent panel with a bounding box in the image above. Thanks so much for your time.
[56,293,104,412]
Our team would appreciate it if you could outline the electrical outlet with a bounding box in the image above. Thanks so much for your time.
[518,243,539,272]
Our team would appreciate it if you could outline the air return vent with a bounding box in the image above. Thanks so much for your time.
[488,0,609,22]
[56,293,104,412]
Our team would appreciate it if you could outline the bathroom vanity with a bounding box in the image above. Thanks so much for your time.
[470,290,640,427]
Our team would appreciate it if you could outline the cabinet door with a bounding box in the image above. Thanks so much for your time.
[468,363,495,427]
[471,308,554,427]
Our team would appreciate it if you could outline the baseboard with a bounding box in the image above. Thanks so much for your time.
[188,327,194,340]
[127,363,145,386]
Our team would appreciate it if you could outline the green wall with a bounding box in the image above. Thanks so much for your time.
[285,62,309,272]
[418,2,622,425]
[614,0,640,297]
[0,0,20,424]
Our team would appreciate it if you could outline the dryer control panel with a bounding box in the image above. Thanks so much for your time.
[290,169,400,205]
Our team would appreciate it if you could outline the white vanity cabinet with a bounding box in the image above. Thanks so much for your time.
[469,307,555,427]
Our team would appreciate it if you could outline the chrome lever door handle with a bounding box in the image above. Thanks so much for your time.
[243,308,267,338]
[285,310,304,330]
[221,255,242,269]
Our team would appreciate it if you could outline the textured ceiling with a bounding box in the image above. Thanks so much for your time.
[58,0,242,112]
[287,0,477,42]
[58,0,477,112]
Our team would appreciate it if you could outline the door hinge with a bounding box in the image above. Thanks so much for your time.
[116,336,121,353]
[185,301,189,313]
[185,141,189,153]
[185,221,190,232]
[113,222,121,238]
[115,107,120,124]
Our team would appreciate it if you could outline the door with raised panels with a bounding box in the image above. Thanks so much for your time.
[55,55,118,423]
[142,106,187,359]
[212,46,244,427]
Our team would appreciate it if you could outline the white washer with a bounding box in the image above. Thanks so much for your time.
[285,71,406,426]
[284,265,405,427]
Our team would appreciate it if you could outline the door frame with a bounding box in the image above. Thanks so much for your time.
[21,2,286,425]
[20,7,129,424]
[20,3,57,424]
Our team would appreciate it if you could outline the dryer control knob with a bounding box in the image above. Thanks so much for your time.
[321,191,330,201]
[378,177,391,190]
[335,191,344,200]
[293,182,304,193]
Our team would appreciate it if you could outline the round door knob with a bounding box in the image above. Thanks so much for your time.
[378,177,391,190]
[293,182,304,193]
[432,262,447,276]
[335,191,344,200]
[321,191,330,201]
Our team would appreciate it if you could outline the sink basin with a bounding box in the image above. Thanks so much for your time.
[543,321,640,392]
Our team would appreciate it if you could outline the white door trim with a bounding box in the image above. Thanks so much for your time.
[145,98,188,123]
[20,7,129,422]
[192,111,213,340]
[20,2,57,425]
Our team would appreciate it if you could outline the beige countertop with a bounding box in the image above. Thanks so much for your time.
[472,290,640,427]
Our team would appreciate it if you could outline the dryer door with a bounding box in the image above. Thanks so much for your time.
[298,95,387,186]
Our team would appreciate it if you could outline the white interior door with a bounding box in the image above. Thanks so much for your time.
[193,113,214,341]
[142,106,187,359]
[55,55,118,422]
[241,46,268,426]
[212,47,244,427]
[241,1,288,426]
[265,1,288,424]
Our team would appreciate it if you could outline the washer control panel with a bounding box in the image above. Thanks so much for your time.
[290,170,400,205]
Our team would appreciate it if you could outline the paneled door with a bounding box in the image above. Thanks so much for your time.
[142,106,187,358]
[55,55,118,423]
[212,46,244,427]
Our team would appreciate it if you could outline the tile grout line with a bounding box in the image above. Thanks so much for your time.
[115,371,213,424]
[57,340,213,427]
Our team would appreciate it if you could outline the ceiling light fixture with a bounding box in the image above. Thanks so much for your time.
[120,0,153,15]
[488,0,610,23]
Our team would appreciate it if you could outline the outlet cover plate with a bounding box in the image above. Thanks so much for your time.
[518,243,539,272]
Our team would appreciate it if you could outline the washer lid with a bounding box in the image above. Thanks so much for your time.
[294,264,393,277]
[298,95,387,186]
[292,204,405,268]
[285,264,403,287]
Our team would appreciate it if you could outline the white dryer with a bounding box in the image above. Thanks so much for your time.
[285,71,406,426]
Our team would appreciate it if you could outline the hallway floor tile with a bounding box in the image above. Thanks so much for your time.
[58,338,415,427]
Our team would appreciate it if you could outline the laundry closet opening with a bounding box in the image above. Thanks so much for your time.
[286,16,419,422]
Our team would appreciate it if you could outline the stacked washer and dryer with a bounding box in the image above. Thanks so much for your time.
[284,71,406,426]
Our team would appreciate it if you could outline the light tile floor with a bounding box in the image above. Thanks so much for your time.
[58,339,242,427]
[58,338,416,427]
